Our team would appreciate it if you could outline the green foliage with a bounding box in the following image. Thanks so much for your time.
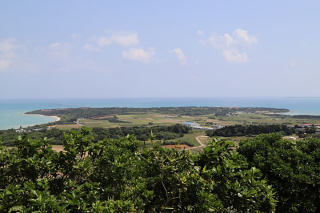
[239,133,320,212]
[206,124,295,137]
[0,128,278,212]
[0,128,65,146]
[92,124,191,141]
[0,124,191,146]
[197,139,276,212]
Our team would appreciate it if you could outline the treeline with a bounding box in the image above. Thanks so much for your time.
[206,124,295,137]
[92,124,191,141]
[26,106,289,123]
[0,128,65,146]
[1,129,320,212]
[238,134,320,212]
[92,115,129,123]
[0,124,191,146]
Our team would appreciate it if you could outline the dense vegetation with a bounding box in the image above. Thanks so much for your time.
[92,124,191,142]
[0,128,65,146]
[0,128,276,212]
[1,128,320,212]
[206,124,295,137]
[26,106,289,123]
[239,134,320,212]
[0,124,191,146]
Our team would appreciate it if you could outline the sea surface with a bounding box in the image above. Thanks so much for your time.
[1,97,320,130]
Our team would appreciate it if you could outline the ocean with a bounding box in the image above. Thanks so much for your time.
[1,97,320,130]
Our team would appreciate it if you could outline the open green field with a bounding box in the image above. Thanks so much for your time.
[79,113,192,128]
[50,113,201,130]
[51,112,320,130]
[213,113,320,125]
[171,130,204,146]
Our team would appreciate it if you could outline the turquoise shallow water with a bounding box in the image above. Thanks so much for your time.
[0,109,57,130]
[1,97,320,130]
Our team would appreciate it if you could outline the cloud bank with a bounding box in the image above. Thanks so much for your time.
[206,28,258,63]
[170,48,187,65]
[122,48,155,63]
[98,33,139,47]
[84,32,139,51]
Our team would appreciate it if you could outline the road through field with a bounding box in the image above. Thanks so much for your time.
[187,135,209,150]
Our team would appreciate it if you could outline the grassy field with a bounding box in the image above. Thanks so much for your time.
[213,113,320,125]
[171,130,204,146]
[51,111,320,130]
[53,113,203,130]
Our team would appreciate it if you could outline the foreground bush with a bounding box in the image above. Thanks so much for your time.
[239,133,320,212]
[1,128,277,212]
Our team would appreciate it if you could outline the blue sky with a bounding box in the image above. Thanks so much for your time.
[1,0,320,98]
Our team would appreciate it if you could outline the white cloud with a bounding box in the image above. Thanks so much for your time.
[170,48,187,65]
[84,32,139,51]
[0,38,19,70]
[208,33,235,49]
[98,33,139,47]
[122,48,155,63]
[233,29,258,45]
[206,28,257,63]
[223,49,248,63]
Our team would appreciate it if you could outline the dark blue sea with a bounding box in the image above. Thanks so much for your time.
[1,97,320,130]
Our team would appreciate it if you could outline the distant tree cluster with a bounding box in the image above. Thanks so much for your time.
[0,128,65,146]
[0,124,191,146]
[206,124,295,137]
[92,124,191,141]
[92,115,129,123]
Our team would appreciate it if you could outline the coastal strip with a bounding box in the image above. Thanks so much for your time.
[0,113,61,130]
[21,113,61,129]
[24,113,61,122]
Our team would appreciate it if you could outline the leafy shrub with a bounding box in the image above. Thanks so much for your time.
[0,128,278,212]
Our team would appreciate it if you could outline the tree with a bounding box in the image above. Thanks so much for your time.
[238,133,320,212]
[0,128,278,212]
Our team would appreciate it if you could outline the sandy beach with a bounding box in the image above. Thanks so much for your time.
[27,113,61,122]
[51,115,61,122]
[12,113,62,130]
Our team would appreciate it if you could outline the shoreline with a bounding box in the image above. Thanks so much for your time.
[24,113,61,122]
[15,113,61,130]
[33,114,61,122]
[0,113,61,130]
[2,104,320,131]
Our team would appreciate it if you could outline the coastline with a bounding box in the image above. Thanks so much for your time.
[3,97,320,130]
[34,114,61,122]
[18,113,61,129]
[0,113,61,130]
[24,113,60,122]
